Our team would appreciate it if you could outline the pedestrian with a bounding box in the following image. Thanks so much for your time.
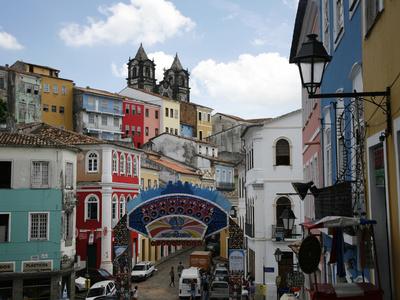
[202,274,209,300]
[177,261,184,278]
[190,279,196,300]
[131,285,138,300]
[249,281,255,300]
[169,266,175,287]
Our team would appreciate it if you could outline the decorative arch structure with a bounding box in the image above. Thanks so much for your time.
[127,181,231,241]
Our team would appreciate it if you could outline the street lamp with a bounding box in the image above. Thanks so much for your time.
[274,248,283,263]
[292,34,392,134]
[280,208,296,232]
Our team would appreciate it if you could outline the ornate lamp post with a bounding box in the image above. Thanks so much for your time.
[280,208,296,235]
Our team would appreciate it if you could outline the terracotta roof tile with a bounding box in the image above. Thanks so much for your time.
[0,132,77,150]
[147,154,199,175]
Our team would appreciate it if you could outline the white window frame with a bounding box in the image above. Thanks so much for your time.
[325,126,332,186]
[84,195,99,221]
[61,85,67,95]
[333,0,345,48]
[65,162,74,189]
[120,153,126,175]
[322,0,331,54]
[86,151,99,173]
[0,212,11,243]
[101,115,107,126]
[112,152,118,174]
[127,155,132,176]
[31,161,50,188]
[119,195,125,218]
[28,212,49,241]
[133,156,138,176]
[88,113,95,124]
[349,0,360,19]
[112,195,118,225]
[274,137,292,166]
[363,0,384,36]
[43,83,50,93]
[53,84,58,94]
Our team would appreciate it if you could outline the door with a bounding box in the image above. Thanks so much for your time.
[278,252,293,291]
[87,244,97,269]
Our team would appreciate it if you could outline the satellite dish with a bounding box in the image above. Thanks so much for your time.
[298,235,321,274]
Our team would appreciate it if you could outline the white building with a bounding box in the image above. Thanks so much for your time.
[239,109,303,299]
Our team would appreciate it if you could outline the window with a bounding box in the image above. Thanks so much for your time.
[31,161,49,188]
[137,126,141,136]
[175,128,178,135]
[165,108,169,117]
[59,106,64,114]
[145,127,149,136]
[112,196,117,223]
[43,83,50,93]
[155,128,159,136]
[127,155,132,176]
[102,115,107,126]
[212,148,215,157]
[29,213,48,240]
[63,212,73,242]
[125,125,130,135]
[276,197,291,227]
[333,0,344,45]
[87,151,99,173]
[113,117,119,127]
[199,131,203,140]
[276,139,290,166]
[132,105,136,115]
[43,104,49,112]
[155,110,159,119]
[33,85,39,95]
[120,153,126,174]
[222,170,226,182]
[170,128,173,134]
[53,84,58,94]
[165,127,169,133]
[198,112,202,121]
[119,196,125,218]
[170,108,174,118]
[88,114,95,124]
[125,105,130,115]
[137,106,141,115]
[141,178,144,188]
[0,161,11,188]
[199,145,202,154]
[322,0,330,53]
[112,152,118,174]
[51,105,56,112]
[148,179,152,188]
[154,180,158,188]
[145,108,149,117]
[325,128,332,185]
[133,156,138,176]
[365,0,383,34]
[101,100,108,110]
[206,147,209,155]
[85,196,98,221]
[65,162,73,189]
[25,83,32,94]
[61,85,66,95]
[207,114,211,122]
[174,109,178,119]
[131,125,136,134]
[113,102,120,113]
[0,214,10,242]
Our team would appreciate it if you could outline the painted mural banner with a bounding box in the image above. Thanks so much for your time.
[229,249,245,273]
[127,181,231,240]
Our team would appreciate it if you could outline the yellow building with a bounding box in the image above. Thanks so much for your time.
[162,97,181,136]
[196,104,213,140]
[362,1,400,297]
[11,61,74,130]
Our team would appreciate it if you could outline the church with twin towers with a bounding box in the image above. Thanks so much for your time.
[127,44,191,103]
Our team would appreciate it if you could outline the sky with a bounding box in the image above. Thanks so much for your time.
[0,0,301,119]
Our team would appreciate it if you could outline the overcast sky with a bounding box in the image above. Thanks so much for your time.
[0,0,301,119]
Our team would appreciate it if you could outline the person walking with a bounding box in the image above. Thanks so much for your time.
[190,279,196,300]
[202,274,209,300]
[177,261,184,278]
[169,266,175,287]
[249,281,255,300]
[131,285,138,300]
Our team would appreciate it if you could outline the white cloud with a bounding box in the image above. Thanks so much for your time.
[252,38,267,46]
[111,51,174,82]
[191,53,301,118]
[0,31,23,50]
[59,0,195,47]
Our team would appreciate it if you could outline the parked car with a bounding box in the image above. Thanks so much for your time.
[210,281,230,300]
[85,280,117,300]
[75,268,114,291]
[213,266,229,282]
[131,261,156,281]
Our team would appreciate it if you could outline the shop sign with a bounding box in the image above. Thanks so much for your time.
[22,260,52,272]
[0,262,14,273]
[229,249,245,272]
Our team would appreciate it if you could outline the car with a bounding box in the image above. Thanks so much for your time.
[213,266,229,282]
[179,267,202,299]
[210,281,230,300]
[85,280,117,300]
[75,268,114,291]
[131,261,156,281]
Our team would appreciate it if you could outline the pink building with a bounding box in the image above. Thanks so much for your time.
[143,102,160,144]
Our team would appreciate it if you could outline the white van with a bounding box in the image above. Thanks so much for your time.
[179,267,202,299]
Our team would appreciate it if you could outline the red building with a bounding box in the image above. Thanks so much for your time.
[122,97,160,148]
[25,124,141,273]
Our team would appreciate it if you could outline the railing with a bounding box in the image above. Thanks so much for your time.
[271,225,300,241]
[216,182,235,191]
[245,222,254,238]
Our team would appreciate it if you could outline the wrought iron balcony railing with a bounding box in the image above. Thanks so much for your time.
[271,225,300,241]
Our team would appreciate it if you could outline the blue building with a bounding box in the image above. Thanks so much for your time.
[0,131,78,300]
[74,86,124,141]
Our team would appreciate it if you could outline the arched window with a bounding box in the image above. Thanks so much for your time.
[127,155,132,176]
[112,152,118,174]
[276,197,291,227]
[119,195,125,218]
[126,195,132,203]
[112,195,118,223]
[133,156,138,176]
[276,139,290,166]
[85,195,99,221]
[120,153,126,174]
[86,151,99,173]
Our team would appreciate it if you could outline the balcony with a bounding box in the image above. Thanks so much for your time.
[216,182,235,191]
[271,225,300,241]
[245,222,254,238]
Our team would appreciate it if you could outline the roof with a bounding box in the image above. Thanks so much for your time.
[12,60,60,72]
[146,153,199,176]
[120,86,181,104]
[289,0,308,63]
[90,280,114,288]
[75,86,124,100]
[134,43,149,61]
[0,132,79,151]
[170,53,184,71]
[147,132,217,147]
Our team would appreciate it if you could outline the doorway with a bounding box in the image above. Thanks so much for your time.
[87,244,97,269]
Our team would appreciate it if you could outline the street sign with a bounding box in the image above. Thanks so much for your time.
[263,266,274,273]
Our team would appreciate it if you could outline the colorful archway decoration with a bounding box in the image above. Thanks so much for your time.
[127,181,231,241]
